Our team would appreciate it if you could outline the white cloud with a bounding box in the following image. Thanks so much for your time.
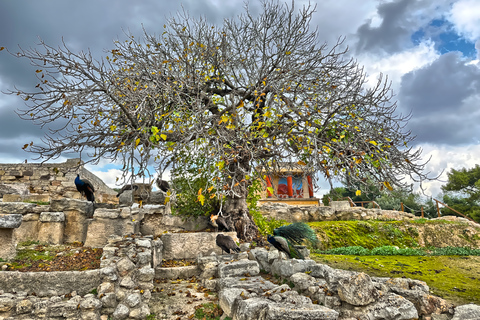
[358,40,440,92]
[448,0,480,42]
[414,143,480,198]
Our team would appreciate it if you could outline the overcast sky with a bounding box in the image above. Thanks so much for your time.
[1,0,479,197]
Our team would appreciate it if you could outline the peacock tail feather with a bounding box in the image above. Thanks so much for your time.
[273,222,319,247]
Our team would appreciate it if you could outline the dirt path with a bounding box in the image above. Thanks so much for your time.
[148,277,222,320]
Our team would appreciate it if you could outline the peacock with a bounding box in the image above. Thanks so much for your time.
[74,174,95,202]
[267,235,303,259]
[216,234,240,255]
[273,222,319,247]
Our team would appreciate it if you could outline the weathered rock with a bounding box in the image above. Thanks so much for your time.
[354,292,418,320]
[260,302,339,320]
[0,202,36,215]
[270,258,317,278]
[324,268,358,292]
[337,272,378,306]
[216,276,278,294]
[217,260,260,278]
[39,211,65,222]
[218,288,247,317]
[161,231,238,260]
[50,198,94,215]
[0,213,22,228]
[452,303,480,320]
[112,303,129,319]
[231,297,272,320]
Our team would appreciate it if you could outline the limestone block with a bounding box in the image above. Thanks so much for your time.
[50,198,94,215]
[161,231,238,260]
[0,202,36,214]
[38,215,64,245]
[260,303,339,320]
[84,217,134,248]
[13,215,40,243]
[216,276,277,294]
[219,288,247,317]
[337,272,378,306]
[24,194,51,203]
[217,260,260,278]
[94,208,121,219]
[232,297,272,320]
[0,229,17,260]
[39,211,65,222]
[3,194,22,202]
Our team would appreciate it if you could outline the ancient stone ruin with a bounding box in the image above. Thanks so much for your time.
[0,159,479,319]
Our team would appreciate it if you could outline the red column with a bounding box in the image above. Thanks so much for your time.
[266,176,273,198]
[307,175,314,198]
[287,176,293,198]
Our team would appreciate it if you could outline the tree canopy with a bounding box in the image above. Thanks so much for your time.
[441,165,480,222]
[8,1,431,239]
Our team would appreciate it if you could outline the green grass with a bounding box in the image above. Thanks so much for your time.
[308,220,420,250]
[315,245,480,256]
[193,303,226,320]
[22,200,50,205]
[311,253,480,305]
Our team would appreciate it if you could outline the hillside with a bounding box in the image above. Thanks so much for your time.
[307,219,480,305]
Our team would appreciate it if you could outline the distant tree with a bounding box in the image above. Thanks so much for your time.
[7,1,431,240]
[441,166,480,222]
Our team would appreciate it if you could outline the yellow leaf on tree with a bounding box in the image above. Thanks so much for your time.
[160,134,167,140]
[369,140,377,146]
[135,138,140,147]
[383,181,393,191]
[297,160,306,165]
[197,194,205,206]
[285,51,292,55]
[355,190,361,196]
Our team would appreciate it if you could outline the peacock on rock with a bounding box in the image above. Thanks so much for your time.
[267,222,319,259]
[216,234,240,255]
[74,174,95,202]
[267,235,303,259]
[273,222,319,247]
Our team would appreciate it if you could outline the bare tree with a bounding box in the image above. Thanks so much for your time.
[8,1,430,241]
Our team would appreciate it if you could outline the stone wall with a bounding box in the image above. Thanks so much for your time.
[0,235,162,320]
[259,201,420,223]
[0,158,117,203]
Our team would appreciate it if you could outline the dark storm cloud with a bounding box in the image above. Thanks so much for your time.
[400,52,480,145]
[355,0,415,54]
[0,0,243,163]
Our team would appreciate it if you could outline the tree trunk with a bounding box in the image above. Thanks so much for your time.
[221,158,261,242]
[223,194,260,242]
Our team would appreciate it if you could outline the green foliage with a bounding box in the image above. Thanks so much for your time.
[430,246,480,256]
[441,165,480,222]
[248,178,288,236]
[171,157,222,218]
[89,288,98,295]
